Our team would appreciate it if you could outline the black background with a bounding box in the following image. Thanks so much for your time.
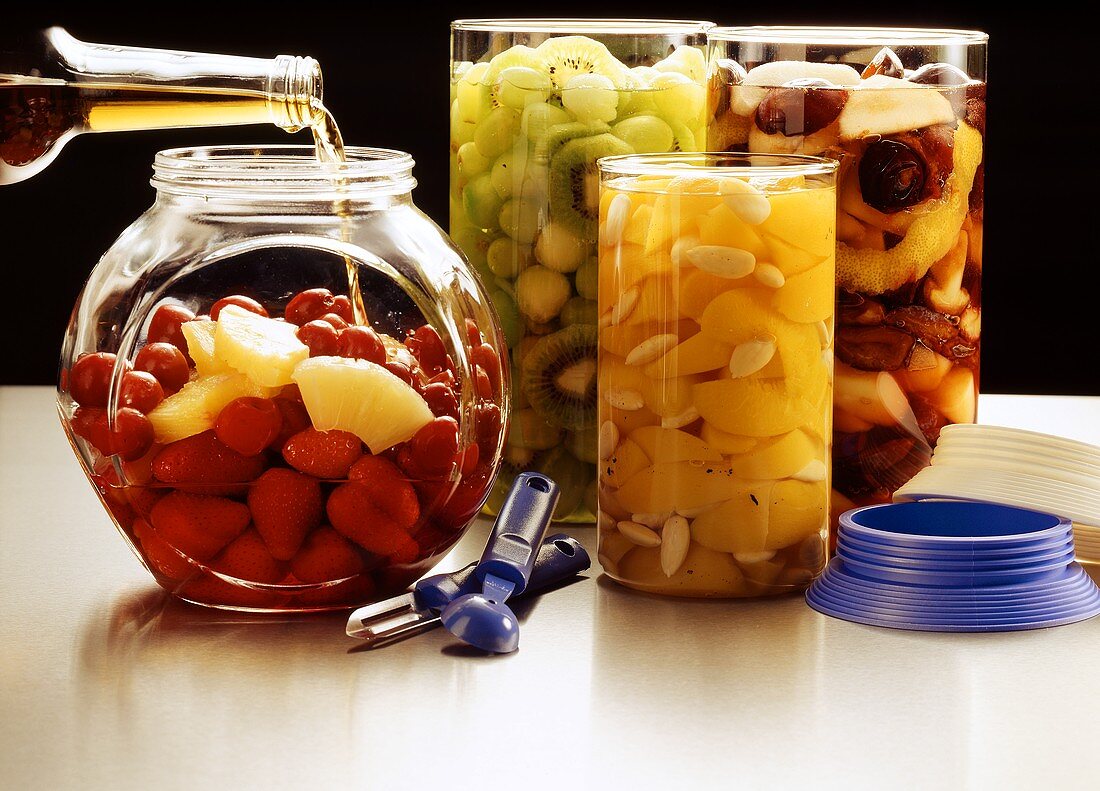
[3,4,1094,394]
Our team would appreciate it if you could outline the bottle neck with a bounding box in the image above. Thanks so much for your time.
[45,28,322,133]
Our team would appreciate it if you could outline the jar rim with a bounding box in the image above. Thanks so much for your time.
[598,152,838,181]
[452,18,714,34]
[709,25,987,46]
[152,145,416,199]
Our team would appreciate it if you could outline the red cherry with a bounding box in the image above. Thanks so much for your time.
[471,343,502,396]
[69,352,123,408]
[338,326,386,364]
[409,417,460,478]
[271,397,312,451]
[383,361,415,386]
[280,383,304,402]
[320,312,349,330]
[210,295,268,321]
[148,303,196,354]
[428,369,456,389]
[135,342,190,394]
[475,402,502,455]
[119,371,164,413]
[421,382,458,419]
[464,318,482,347]
[473,366,493,400]
[297,320,340,357]
[461,443,480,476]
[72,406,153,460]
[406,326,447,375]
[331,295,355,322]
[215,397,282,456]
[285,288,336,325]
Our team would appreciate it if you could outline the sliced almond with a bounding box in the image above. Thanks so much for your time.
[597,509,616,531]
[598,420,619,460]
[602,193,632,247]
[753,262,785,288]
[625,333,679,366]
[660,515,691,577]
[728,336,777,378]
[605,387,644,411]
[618,520,661,548]
[792,459,827,482]
[661,406,701,429]
[685,245,756,279]
[611,285,641,324]
[719,178,771,225]
[670,235,700,266]
[632,512,671,530]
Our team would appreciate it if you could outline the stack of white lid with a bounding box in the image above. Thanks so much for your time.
[894,424,1100,564]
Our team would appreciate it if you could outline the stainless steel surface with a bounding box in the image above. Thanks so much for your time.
[3,387,1100,790]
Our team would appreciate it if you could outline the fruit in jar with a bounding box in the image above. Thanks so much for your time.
[151,431,266,487]
[292,356,433,454]
[521,325,598,432]
[282,428,364,479]
[247,468,323,560]
[147,372,275,444]
[214,397,281,456]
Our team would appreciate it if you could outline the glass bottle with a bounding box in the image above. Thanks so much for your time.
[1,27,322,185]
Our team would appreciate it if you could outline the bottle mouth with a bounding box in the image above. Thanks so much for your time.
[152,145,416,200]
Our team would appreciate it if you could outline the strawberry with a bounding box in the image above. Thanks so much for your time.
[348,455,420,527]
[327,482,420,558]
[126,486,165,519]
[282,428,363,478]
[133,518,194,581]
[271,397,311,451]
[149,491,251,562]
[247,468,323,560]
[289,526,365,583]
[211,530,285,583]
[151,431,266,491]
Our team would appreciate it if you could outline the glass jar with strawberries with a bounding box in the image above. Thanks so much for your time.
[58,145,508,611]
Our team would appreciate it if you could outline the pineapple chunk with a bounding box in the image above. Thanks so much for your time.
[215,305,308,387]
[181,319,230,377]
[148,372,276,444]
[293,356,433,454]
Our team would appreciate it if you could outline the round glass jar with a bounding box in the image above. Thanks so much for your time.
[58,145,508,612]
[450,18,714,523]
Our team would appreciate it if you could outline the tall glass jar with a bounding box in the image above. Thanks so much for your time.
[450,18,713,522]
[597,153,838,597]
[708,27,987,521]
[58,146,508,611]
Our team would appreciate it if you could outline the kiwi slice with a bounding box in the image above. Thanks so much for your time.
[532,446,588,521]
[669,121,699,153]
[522,324,598,431]
[546,121,610,160]
[537,36,624,90]
[549,133,631,240]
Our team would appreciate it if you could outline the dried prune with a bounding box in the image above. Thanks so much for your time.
[755,85,848,137]
[836,325,914,371]
[859,140,927,212]
[886,305,959,344]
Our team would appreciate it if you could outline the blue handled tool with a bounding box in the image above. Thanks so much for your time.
[438,472,559,652]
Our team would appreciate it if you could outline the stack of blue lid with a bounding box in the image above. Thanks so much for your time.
[807,501,1100,632]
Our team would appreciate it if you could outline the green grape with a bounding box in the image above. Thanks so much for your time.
[489,288,523,348]
[451,227,495,283]
[487,237,530,278]
[474,106,521,159]
[653,46,707,83]
[498,198,542,244]
[612,115,675,153]
[522,102,571,142]
[457,142,491,178]
[534,222,587,273]
[490,146,528,200]
[561,73,619,124]
[574,257,599,300]
[495,66,553,110]
[457,62,492,124]
[560,296,598,327]
[462,174,504,231]
[650,72,705,123]
[450,101,475,147]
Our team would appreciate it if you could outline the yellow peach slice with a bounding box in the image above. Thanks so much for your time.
[763,233,829,276]
[597,529,635,574]
[630,425,723,464]
[619,275,679,328]
[690,486,773,553]
[772,258,836,324]
[699,423,758,455]
[696,205,770,260]
[599,438,650,489]
[600,355,699,418]
[642,331,733,378]
[694,375,825,438]
[644,192,694,254]
[621,204,653,247]
[679,270,745,319]
[615,461,749,514]
[729,429,820,480]
[604,403,662,438]
[616,543,747,597]
[766,479,827,550]
[758,187,836,258]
